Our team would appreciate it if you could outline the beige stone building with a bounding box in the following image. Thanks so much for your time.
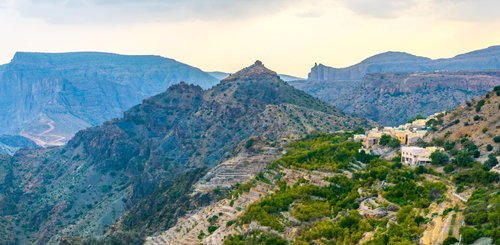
[401,146,443,167]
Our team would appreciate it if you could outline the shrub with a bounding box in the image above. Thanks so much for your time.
[380,135,400,148]
[245,138,255,149]
[444,164,455,173]
[483,154,498,171]
[486,144,493,152]
[460,227,481,244]
[476,99,485,112]
[208,225,218,234]
[431,151,449,165]
[444,141,455,151]
[473,150,480,158]
[443,236,459,245]
[454,151,473,168]
[494,136,500,143]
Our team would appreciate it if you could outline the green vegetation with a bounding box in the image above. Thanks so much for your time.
[461,189,500,244]
[225,230,287,245]
[494,135,500,143]
[483,154,499,171]
[384,178,446,208]
[379,134,401,148]
[292,200,331,222]
[430,151,449,165]
[276,133,364,171]
[207,225,218,234]
[443,236,459,245]
[476,99,486,112]
[408,114,425,123]
[229,133,454,244]
[297,211,372,244]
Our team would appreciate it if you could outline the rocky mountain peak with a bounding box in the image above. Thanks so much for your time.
[223,60,279,82]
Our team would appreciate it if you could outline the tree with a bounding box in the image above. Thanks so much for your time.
[483,154,498,171]
[444,164,454,173]
[486,144,493,152]
[380,135,400,148]
[460,227,481,244]
[353,127,365,134]
[408,114,425,123]
[454,151,473,168]
[476,99,485,112]
[443,236,459,245]
[430,151,449,165]
[494,136,500,143]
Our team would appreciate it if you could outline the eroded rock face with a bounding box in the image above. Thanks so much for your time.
[308,46,500,82]
[0,52,219,146]
[296,46,500,125]
[293,71,500,126]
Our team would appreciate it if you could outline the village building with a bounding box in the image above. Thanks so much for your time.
[401,146,443,167]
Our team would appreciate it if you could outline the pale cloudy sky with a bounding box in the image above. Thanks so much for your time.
[0,0,499,77]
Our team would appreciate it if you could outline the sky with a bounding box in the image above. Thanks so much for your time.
[0,0,500,77]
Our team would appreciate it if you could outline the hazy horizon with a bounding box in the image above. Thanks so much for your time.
[1,0,500,77]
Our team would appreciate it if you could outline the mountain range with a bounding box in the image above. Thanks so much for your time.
[0,52,219,147]
[0,61,369,244]
[292,45,500,125]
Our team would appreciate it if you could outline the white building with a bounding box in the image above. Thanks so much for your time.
[401,146,442,167]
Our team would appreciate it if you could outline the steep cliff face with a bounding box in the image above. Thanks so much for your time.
[292,71,500,125]
[0,61,370,244]
[308,52,431,81]
[0,52,219,146]
[293,46,500,126]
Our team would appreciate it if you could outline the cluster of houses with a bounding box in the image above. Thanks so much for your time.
[354,115,444,167]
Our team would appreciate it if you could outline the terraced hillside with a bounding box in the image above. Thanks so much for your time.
[149,133,459,244]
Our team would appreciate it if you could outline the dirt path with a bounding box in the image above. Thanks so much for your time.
[20,120,66,147]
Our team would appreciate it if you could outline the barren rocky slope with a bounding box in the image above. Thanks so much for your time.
[425,86,500,154]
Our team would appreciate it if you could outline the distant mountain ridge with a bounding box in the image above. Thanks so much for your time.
[0,52,219,146]
[0,135,38,155]
[291,45,500,125]
[308,45,500,81]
